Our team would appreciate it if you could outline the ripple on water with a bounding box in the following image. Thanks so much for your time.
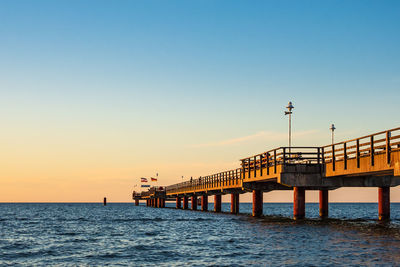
[1,203,400,266]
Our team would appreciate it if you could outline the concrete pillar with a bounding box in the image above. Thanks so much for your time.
[319,190,328,218]
[191,196,197,210]
[214,195,221,212]
[183,196,188,210]
[176,197,181,209]
[135,199,139,206]
[201,195,208,211]
[252,190,263,217]
[231,193,239,214]
[293,187,305,220]
[379,187,390,221]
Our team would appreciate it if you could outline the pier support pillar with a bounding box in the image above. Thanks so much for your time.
[191,196,197,210]
[201,195,208,211]
[293,187,305,220]
[214,195,221,212]
[161,198,165,208]
[252,190,263,217]
[379,187,390,221]
[183,196,188,210]
[231,193,239,214]
[319,190,328,218]
[135,199,139,206]
[176,197,181,209]
[150,199,153,207]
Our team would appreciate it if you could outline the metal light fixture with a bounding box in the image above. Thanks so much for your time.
[330,124,336,144]
[284,101,294,153]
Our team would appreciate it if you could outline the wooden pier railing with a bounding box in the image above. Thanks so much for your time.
[166,168,242,195]
[322,127,400,175]
[240,147,322,179]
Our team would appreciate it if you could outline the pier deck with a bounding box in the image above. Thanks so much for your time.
[133,127,400,220]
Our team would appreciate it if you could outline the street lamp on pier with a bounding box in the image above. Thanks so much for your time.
[284,101,294,153]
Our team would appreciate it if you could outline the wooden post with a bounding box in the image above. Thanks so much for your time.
[356,139,360,168]
[386,131,391,164]
[201,195,208,211]
[247,158,251,179]
[176,197,181,209]
[321,147,325,164]
[332,144,336,171]
[252,190,263,217]
[344,142,347,170]
[254,156,257,177]
[230,193,239,214]
[283,147,286,164]
[214,195,221,212]
[191,196,197,210]
[379,187,390,221]
[319,190,328,218]
[183,196,188,210]
[370,136,375,166]
[103,197,107,206]
[135,199,139,206]
[293,187,305,220]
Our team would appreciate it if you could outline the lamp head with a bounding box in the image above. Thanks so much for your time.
[286,101,294,111]
[330,124,336,131]
[285,101,294,115]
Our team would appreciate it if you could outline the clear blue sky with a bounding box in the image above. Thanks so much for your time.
[1,0,400,202]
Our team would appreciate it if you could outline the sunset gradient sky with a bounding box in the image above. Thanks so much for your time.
[1,0,400,202]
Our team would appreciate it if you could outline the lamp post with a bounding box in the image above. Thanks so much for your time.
[284,101,294,153]
[330,124,336,144]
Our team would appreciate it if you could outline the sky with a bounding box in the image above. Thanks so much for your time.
[1,0,400,202]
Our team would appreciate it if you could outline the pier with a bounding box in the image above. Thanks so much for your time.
[133,127,400,220]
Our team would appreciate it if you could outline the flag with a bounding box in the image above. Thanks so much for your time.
[151,177,157,181]
[141,185,150,188]
[141,178,148,182]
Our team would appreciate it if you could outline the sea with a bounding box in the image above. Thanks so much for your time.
[1,203,400,266]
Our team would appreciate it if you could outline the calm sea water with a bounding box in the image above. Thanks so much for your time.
[1,203,400,266]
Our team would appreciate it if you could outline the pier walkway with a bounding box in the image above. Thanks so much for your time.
[133,127,400,220]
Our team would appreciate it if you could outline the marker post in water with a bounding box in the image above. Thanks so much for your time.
[103,197,107,206]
